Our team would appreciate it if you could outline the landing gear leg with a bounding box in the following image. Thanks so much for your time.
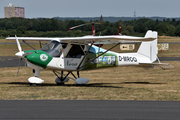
[77,71,80,78]
[53,71,71,85]
[34,70,40,77]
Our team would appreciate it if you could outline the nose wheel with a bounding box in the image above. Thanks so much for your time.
[28,69,44,86]
[30,83,38,86]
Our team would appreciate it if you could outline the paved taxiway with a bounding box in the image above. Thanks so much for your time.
[0,56,180,68]
[0,56,25,67]
[0,100,179,120]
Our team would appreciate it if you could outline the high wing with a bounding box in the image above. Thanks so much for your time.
[6,31,156,44]
[6,35,155,44]
[59,35,155,44]
[6,37,57,41]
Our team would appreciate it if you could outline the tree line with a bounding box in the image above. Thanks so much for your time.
[1,17,180,37]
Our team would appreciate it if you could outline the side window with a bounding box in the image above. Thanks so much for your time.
[66,45,85,58]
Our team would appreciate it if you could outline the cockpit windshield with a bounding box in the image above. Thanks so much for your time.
[41,41,67,57]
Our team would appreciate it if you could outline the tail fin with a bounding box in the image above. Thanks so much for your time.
[118,26,121,35]
[92,22,95,36]
[137,30,158,62]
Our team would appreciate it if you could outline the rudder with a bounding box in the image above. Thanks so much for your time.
[137,30,158,62]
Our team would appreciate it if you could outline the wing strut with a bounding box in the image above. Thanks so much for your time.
[22,40,36,50]
[78,43,120,70]
[79,44,86,55]
[39,41,42,49]
[77,42,94,70]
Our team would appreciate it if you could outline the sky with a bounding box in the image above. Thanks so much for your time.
[0,0,180,18]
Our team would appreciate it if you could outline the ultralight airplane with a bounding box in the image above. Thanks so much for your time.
[6,23,173,86]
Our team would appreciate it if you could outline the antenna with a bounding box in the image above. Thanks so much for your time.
[134,10,136,20]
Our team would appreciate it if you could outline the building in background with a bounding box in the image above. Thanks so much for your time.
[4,3,25,18]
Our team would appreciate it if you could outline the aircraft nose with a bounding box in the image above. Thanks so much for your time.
[15,51,25,58]
[15,51,34,58]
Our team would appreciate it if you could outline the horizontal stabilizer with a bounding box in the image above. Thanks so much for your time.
[139,63,174,69]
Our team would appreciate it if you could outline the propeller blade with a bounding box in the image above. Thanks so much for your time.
[69,23,87,30]
[15,35,22,52]
[17,58,21,77]
[68,22,102,30]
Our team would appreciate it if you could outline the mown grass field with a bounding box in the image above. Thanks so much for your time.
[0,61,179,100]
[0,36,180,100]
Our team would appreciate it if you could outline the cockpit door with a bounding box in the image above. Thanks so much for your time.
[57,44,85,70]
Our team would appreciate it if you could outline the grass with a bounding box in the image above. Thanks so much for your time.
[0,61,179,100]
[158,36,180,42]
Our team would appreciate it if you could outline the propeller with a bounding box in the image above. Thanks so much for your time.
[15,35,24,76]
[68,23,91,37]
[69,23,87,30]
[68,22,102,30]
[69,22,121,35]
[15,35,25,58]
[17,58,21,76]
[15,35,22,52]
[15,35,34,76]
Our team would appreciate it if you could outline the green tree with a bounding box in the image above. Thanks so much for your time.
[0,20,5,30]
[126,25,134,34]
[134,18,155,33]
[51,18,60,30]
[171,18,176,26]
[166,25,176,36]
[17,26,27,34]
[155,23,168,35]
[7,29,17,37]
[175,25,180,36]
[134,23,147,33]
[144,19,156,30]
[25,31,38,37]
[176,20,180,26]
[0,30,8,37]
[5,21,15,30]
[121,30,129,35]
[67,20,76,29]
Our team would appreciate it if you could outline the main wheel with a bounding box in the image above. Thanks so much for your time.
[55,77,69,85]
[56,82,64,85]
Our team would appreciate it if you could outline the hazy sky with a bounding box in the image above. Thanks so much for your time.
[0,0,180,18]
